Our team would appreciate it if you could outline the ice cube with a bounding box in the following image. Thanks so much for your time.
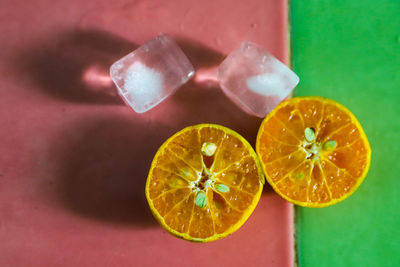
[110,34,194,113]
[217,41,299,117]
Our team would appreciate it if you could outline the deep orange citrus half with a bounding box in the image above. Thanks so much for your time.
[256,97,371,207]
[146,124,264,242]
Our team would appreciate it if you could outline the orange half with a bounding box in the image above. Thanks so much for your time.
[146,124,264,242]
[256,97,371,207]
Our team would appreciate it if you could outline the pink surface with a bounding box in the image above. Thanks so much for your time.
[0,0,293,266]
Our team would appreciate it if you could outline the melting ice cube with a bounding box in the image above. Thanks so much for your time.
[217,41,299,117]
[110,34,195,113]
[123,62,163,110]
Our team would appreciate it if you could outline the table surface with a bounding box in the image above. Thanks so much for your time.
[292,0,400,266]
[0,0,294,266]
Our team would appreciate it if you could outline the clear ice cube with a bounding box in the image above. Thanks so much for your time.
[110,34,195,113]
[217,41,299,118]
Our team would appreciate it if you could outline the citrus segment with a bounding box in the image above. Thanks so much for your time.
[146,124,264,242]
[151,188,192,216]
[155,149,198,182]
[147,167,189,199]
[319,159,356,199]
[168,129,203,172]
[164,194,194,233]
[256,97,371,207]
[296,99,324,129]
[212,133,250,172]
[209,191,242,234]
[263,149,307,183]
[214,156,262,194]
[265,117,301,145]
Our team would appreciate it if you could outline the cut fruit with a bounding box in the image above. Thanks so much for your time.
[146,124,264,242]
[256,96,371,207]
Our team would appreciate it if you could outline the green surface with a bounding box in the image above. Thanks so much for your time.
[291,1,400,266]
